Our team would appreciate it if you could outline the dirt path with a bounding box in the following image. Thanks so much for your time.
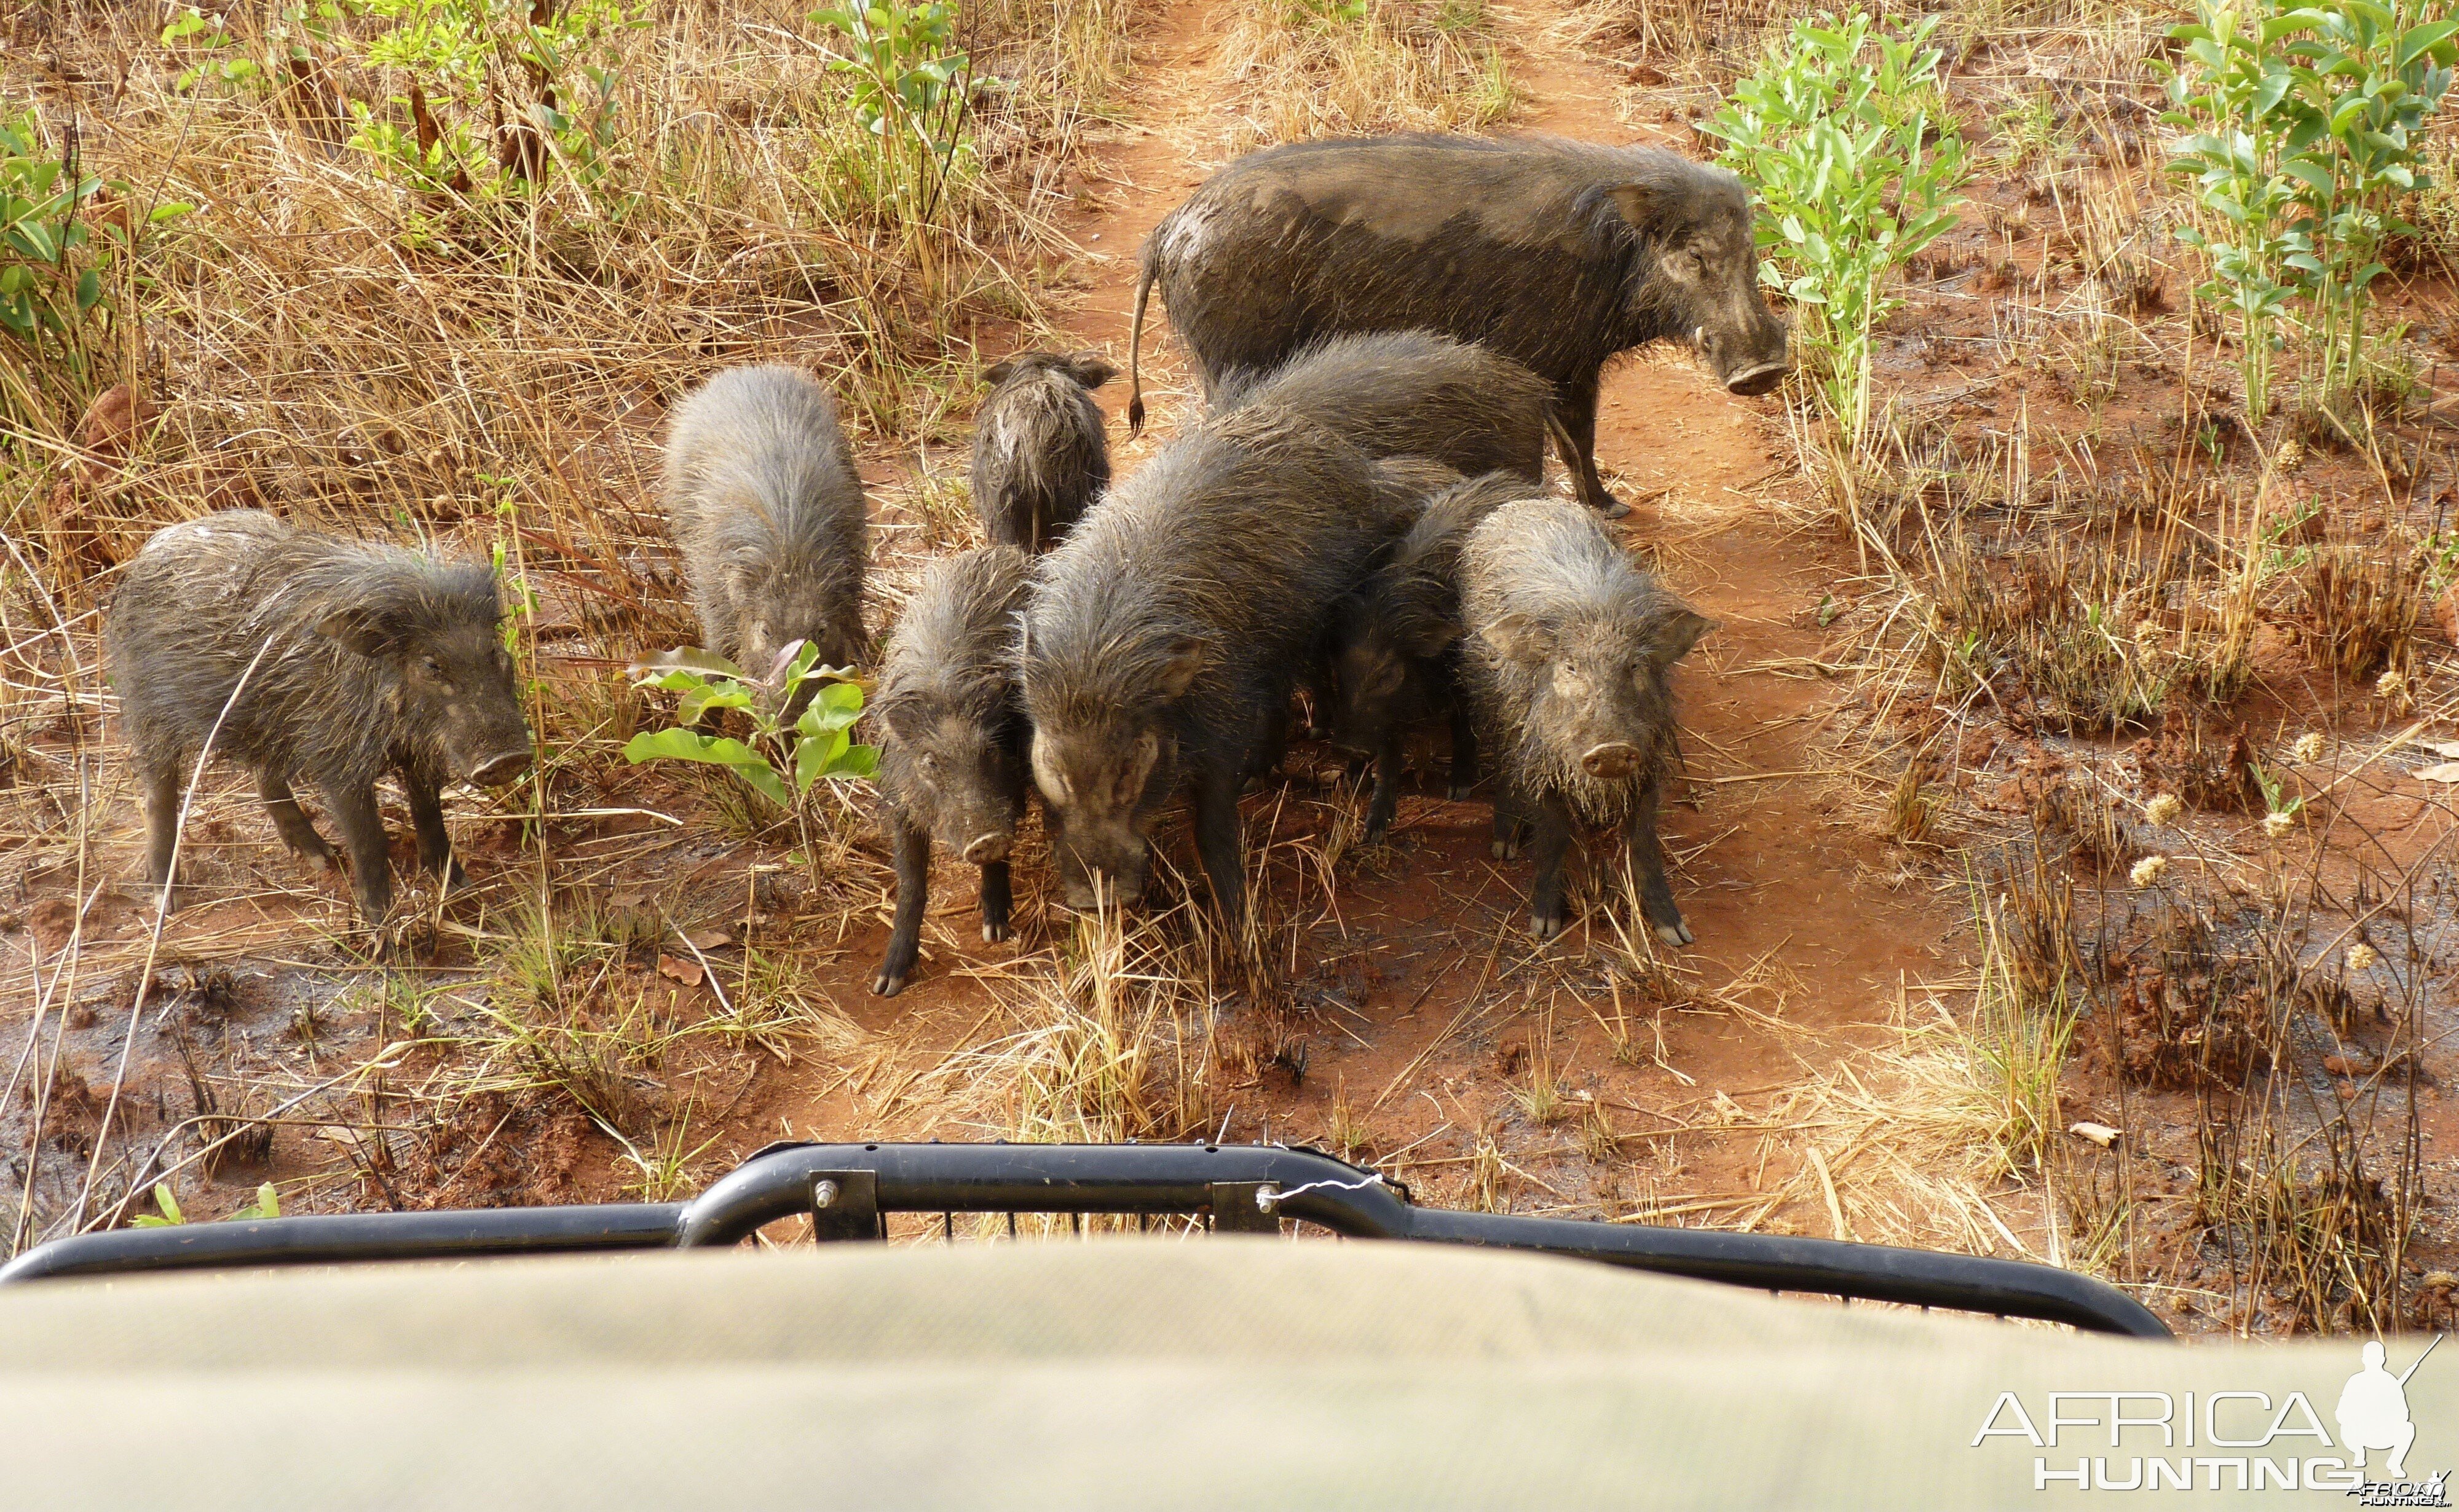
[781,0,1973,1223]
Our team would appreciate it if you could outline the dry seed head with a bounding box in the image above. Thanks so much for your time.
[2377,669,2409,700]
[2129,854,2169,888]
[2275,438,2305,473]
[2292,732,2324,764]
[2263,810,2295,840]
[2345,942,2379,972]
[2144,793,2182,827]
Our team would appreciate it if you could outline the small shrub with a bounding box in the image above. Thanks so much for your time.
[2160,0,2458,426]
[1703,12,1969,456]
[808,0,979,237]
[623,642,878,808]
[345,0,645,199]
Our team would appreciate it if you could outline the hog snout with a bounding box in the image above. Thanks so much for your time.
[1579,742,1644,781]
[961,832,1011,865]
[1723,360,1786,398]
[467,748,533,787]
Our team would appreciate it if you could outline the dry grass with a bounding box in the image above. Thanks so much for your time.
[1218,0,1514,150]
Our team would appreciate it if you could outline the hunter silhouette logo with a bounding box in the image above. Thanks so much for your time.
[2339,1337,2434,1481]
[1972,1334,2447,1497]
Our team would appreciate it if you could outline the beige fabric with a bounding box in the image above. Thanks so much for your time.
[0,1238,2445,1509]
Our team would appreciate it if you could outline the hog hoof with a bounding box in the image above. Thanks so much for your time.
[1529,912,1566,942]
[1362,821,1391,846]
[1491,838,1521,861]
[1448,781,1476,801]
[982,918,1009,944]
[1592,495,1632,521]
[291,841,338,872]
[870,967,909,998]
[1653,918,1694,947]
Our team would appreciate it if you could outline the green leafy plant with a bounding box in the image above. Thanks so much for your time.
[344,0,642,199]
[808,0,977,231]
[2279,0,2455,417]
[131,1181,281,1226]
[2159,0,2457,428]
[1702,13,1968,458]
[1,111,191,395]
[623,643,877,808]
[1,111,105,347]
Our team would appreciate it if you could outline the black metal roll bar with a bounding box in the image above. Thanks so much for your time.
[0,1141,2171,1338]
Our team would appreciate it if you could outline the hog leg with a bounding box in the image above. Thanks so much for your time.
[1555,372,1630,521]
[142,761,187,905]
[1193,762,1247,930]
[873,812,930,998]
[1624,776,1692,947]
[323,781,395,922]
[978,859,1012,944]
[1364,729,1402,844]
[1527,794,1577,941]
[1445,695,1479,800]
[257,770,337,871]
[403,773,465,892]
[1490,782,1528,860]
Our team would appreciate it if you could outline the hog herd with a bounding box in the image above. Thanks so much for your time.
[102,133,1790,999]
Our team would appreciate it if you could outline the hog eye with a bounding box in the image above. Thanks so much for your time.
[419,655,445,678]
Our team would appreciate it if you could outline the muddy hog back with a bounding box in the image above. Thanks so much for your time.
[1131,134,1788,514]
[661,364,869,680]
[1459,497,1710,943]
[1328,472,1537,837]
[972,352,1116,553]
[1019,407,1389,921]
[1214,331,1550,486]
[870,545,1035,998]
[106,510,532,921]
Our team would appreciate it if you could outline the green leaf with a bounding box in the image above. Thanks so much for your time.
[629,646,747,681]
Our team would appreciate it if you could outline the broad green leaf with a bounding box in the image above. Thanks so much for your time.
[629,646,746,681]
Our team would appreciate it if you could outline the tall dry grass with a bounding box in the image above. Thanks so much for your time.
[1218,0,1514,150]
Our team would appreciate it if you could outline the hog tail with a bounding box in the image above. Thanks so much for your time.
[1126,261,1155,438]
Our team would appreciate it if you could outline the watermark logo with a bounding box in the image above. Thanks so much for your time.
[1972,1336,2444,1500]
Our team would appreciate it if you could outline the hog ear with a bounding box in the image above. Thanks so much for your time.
[315,605,409,659]
[872,693,927,747]
[1062,353,1119,390]
[983,357,1019,387]
[1605,181,1660,231]
[1643,608,1713,669]
[1400,614,1466,662]
[1153,637,1207,699]
[1477,612,1554,664]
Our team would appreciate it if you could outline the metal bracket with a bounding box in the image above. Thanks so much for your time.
[1207,1181,1281,1235]
[808,1170,883,1242]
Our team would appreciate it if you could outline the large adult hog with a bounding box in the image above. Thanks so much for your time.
[870,545,1034,998]
[1020,406,1394,924]
[1327,470,1534,841]
[1127,135,1789,516]
[1460,496,1710,944]
[1214,331,1550,486]
[107,511,533,921]
[662,364,867,680]
[972,350,1115,551]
